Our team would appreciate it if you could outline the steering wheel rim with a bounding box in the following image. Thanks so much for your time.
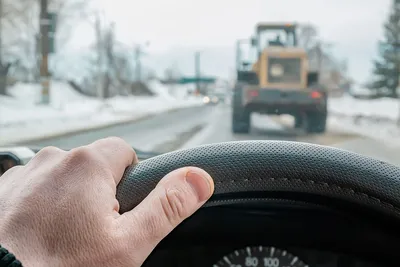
[116,140,400,219]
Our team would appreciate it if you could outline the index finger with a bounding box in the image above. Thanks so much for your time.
[88,136,138,184]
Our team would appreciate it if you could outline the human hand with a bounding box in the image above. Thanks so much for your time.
[0,137,214,267]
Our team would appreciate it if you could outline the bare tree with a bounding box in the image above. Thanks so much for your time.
[0,0,30,94]
[297,24,318,52]
[145,69,157,80]
[103,22,116,98]
[8,0,90,84]
[298,23,349,89]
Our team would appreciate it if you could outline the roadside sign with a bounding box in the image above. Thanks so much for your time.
[179,77,216,84]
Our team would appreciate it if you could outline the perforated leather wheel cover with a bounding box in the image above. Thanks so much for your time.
[116,140,400,219]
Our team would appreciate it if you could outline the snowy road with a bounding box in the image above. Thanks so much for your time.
[19,104,400,165]
[19,106,211,153]
[5,81,400,166]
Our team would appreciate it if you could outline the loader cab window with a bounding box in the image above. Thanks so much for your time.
[257,26,297,51]
[269,34,284,47]
[236,40,258,71]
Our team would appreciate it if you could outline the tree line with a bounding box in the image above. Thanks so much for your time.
[370,0,400,98]
[0,0,142,98]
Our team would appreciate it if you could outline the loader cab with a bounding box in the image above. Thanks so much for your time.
[250,23,308,89]
[254,23,298,54]
[269,34,284,47]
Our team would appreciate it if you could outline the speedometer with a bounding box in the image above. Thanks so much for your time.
[213,246,308,267]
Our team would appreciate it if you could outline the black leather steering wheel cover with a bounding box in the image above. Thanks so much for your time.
[116,141,400,219]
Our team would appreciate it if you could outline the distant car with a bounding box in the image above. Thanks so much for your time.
[203,94,225,105]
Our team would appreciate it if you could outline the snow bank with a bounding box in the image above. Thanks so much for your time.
[147,80,195,100]
[147,80,176,100]
[326,95,400,147]
[329,116,400,148]
[0,81,204,145]
[1,81,101,127]
[329,95,399,121]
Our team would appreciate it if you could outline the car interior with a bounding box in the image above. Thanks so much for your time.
[1,140,399,267]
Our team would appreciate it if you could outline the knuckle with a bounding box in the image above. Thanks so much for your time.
[8,165,23,172]
[102,136,130,148]
[30,146,64,165]
[93,136,136,160]
[159,188,189,225]
[36,146,63,158]
[66,147,99,167]
[1,165,23,176]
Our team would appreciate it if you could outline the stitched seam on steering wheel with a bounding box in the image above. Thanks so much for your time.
[214,177,400,214]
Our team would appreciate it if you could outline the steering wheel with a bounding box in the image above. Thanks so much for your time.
[116,140,400,220]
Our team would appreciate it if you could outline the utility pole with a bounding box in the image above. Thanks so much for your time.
[135,45,141,82]
[95,12,103,100]
[195,51,201,94]
[134,42,150,82]
[0,0,3,64]
[316,41,322,84]
[394,42,400,126]
[40,0,50,104]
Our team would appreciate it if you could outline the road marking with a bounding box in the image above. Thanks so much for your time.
[270,247,275,257]
[291,257,298,265]
[179,107,222,149]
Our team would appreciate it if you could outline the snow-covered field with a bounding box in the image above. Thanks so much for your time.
[329,95,399,121]
[273,94,400,147]
[328,95,400,147]
[0,81,203,145]
[326,94,400,146]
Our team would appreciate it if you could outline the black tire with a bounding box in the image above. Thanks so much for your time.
[294,115,303,128]
[306,112,327,133]
[231,83,251,134]
[232,109,251,134]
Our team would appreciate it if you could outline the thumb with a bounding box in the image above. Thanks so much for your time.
[119,167,214,263]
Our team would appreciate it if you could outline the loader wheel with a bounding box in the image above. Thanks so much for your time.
[232,109,251,134]
[306,112,327,134]
[294,115,303,129]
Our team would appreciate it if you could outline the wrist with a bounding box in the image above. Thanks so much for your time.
[0,245,22,267]
[0,240,53,267]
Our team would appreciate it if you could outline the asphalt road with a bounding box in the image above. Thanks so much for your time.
[180,104,361,150]
[19,103,400,166]
[21,103,370,154]
[21,106,211,153]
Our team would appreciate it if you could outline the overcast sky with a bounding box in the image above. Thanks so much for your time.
[68,0,392,83]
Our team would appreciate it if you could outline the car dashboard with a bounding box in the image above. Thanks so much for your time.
[1,148,399,267]
[143,201,397,267]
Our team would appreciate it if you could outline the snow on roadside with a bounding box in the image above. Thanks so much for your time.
[329,116,400,148]
[1,81,101,127]
[327,95,400,146]
[329,94,399,121]
[0,81,204,145]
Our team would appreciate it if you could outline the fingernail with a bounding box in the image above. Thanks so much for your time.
[185,169,213,202]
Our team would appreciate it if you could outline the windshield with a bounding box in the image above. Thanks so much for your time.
[0,0,399,166]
